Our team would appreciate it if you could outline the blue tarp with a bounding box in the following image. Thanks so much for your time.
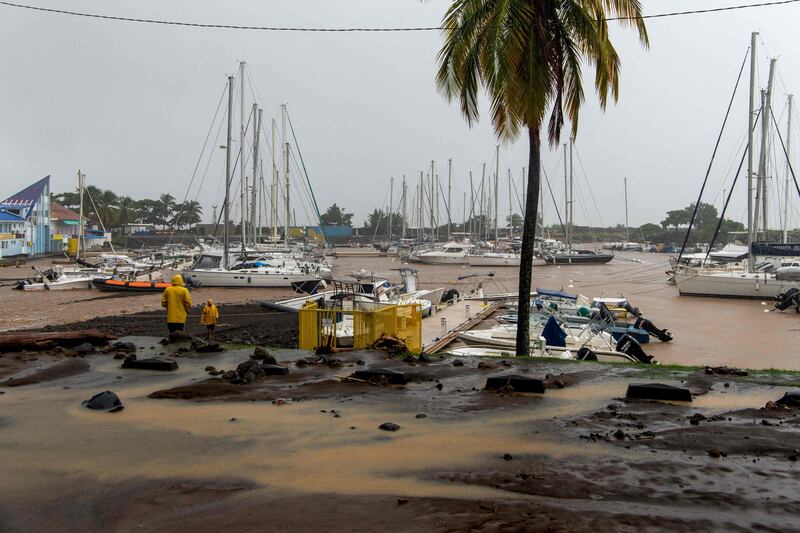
[541,316,567,347]
[536,288,578,300]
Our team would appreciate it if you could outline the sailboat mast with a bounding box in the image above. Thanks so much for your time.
[563,143,569,248]
[494,145,500,242]
[418,171,423,238]
[784,94,794,244]
[401,174,407,239]
[624,177,629,242]
[76,170,83,260]
[250,103,260,245]
[257,108,264,243]
[282,104,289,246]
[388,176,394,241]
[239,61,247,246]
[747,32,758,269]
[569,141,574,249]
[508,169,513,238]
[480,163,486,241]
[761,58,777,239]
[223,75,234,269]
[271,119,278,243]
[447,159,452,241]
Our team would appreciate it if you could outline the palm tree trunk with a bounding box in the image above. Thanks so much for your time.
[516,126,541,356]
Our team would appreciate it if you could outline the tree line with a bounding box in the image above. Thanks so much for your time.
[52,188,202,231]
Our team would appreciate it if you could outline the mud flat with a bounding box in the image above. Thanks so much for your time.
[1,333,799,531]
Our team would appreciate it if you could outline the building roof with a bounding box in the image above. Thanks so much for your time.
[51,202,81,221]
[0,210,27,223]
[2,176,50,207]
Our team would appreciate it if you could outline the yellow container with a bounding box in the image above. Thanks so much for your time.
[67,237,78,256]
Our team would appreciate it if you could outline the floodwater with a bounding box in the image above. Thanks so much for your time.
[2,250,799,370]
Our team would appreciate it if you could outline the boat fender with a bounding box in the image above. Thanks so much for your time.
[615,334,652,364]
[247,276,252,284]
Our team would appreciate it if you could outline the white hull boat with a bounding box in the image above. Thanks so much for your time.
[180,268,325,289]
[675,270,798,299]
[447,346,637,363]
[22,275,97,291]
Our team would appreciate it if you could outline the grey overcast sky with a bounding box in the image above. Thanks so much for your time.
[1,0,800,230]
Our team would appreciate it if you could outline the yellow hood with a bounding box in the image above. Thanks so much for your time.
[171,275,185,286]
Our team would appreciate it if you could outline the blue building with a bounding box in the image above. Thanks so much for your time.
[0,176,51,257]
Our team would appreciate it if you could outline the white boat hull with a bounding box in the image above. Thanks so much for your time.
[181,268,323,288]
[675,270,798,299]
[415,255,469,265]
[23,277,95,290]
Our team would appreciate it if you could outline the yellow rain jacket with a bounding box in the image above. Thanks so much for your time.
[161,275,192,324]
[200,303,219,326]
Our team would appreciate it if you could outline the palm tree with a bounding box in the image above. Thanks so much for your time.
[173,201,203,229]
[97,189,119,227]
[158,194,176,229]
[118,196,138,233]
[437,1,648,355]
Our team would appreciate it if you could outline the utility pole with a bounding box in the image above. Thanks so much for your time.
[282,104,290,246]
[447,158,452,241]
[388,176,394,241]
[223,75,234,268]
[239,61,247,246]
[494,145,500,242]
[747,32,758,267]
[784,94,794,244]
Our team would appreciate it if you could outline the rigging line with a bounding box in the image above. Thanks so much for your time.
[199,96,229,208]
[571,144,608,241]
[677,46,749,264]
[770,106,800,201]
[2,0,799,31]
[168,80,228,243]
[704,141,749,265]
[286,110,326,240]
[541,164,566,236]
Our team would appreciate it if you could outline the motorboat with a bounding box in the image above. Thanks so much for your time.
[413,242,474,265]
[542,249,614,265]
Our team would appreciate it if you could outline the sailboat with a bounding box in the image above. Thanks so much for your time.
[177,66,326,291]
[675,34,800,298]
[543,142,613,265]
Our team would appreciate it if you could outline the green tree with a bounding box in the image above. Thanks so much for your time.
[136,199,161,226]
[118,196,138,232]
[320,203,354,226]
[158,194,176,229]
[436,0,648,355]
[639,223,661,240]
[506,213,523,230]
[173,200,203,229]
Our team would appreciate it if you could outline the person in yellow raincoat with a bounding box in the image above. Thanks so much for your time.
[200,299,219,340]
[161,274,192,334]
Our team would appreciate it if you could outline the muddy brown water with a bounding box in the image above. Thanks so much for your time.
[3,251,798,370]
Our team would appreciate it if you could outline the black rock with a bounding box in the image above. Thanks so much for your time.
[418,353,433,363]
[689,413,706,426]
[252,346,273,361]
[112,352,126,360]
[484,374,545,394]
[261,364,290,376]
[415,413,427,419]
[121,356,178,371]
[235,359,265,383]
[626,383,692,402]
[192,339,224,353]
[435,383,443,390]
[379,422,400,432]
[73,342,94,355]
[452,359,464,367]
[205,365,216,372]
[502,453,513,461]
[353,368,407,385]
[613,429,626,440]
[83,390,123,412]
[500,360,513,367]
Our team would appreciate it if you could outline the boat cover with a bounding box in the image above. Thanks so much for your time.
[541,316,567,347]
[536,288,577,300]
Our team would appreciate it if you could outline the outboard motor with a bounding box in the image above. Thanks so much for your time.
[577,347,598,361]
[634,316,673,342]
[615,334,653,364]
[775,288,800,312]
[621,301,641,317]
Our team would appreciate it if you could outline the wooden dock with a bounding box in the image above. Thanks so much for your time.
[422,300,501,354]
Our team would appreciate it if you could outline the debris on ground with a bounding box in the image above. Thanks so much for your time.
[484,375,545,394]
[191,337,224,353]
[705,366,749,376]
[0,329,115,353]
[251,346,276,364]
[352,368,408,385]
[775,391,800,408]
[378,422,400,431]
[369,334,409,356]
